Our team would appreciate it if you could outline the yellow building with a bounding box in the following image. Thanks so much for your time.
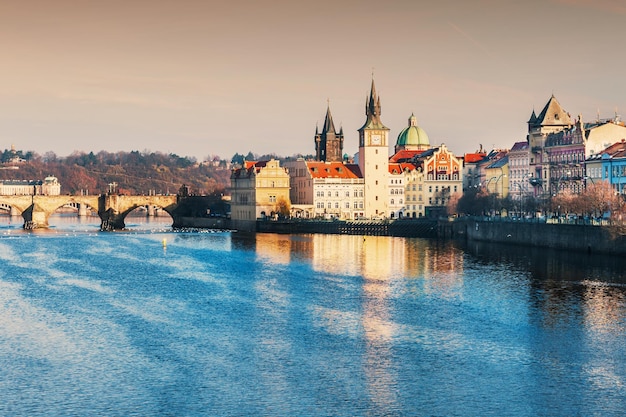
[229,159,290,231]
[484,155,509,198]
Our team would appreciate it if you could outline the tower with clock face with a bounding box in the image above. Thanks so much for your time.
[358,79,390,219]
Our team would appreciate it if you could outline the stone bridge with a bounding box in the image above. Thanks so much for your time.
[0,194,179,230]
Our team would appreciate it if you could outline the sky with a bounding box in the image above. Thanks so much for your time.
[2,0,626,161]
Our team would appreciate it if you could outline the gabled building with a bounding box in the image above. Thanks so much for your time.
[527,95,573,196]
[398,145,463,218]
[229,159,290,231]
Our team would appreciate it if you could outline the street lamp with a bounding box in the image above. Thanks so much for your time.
[495,173,507,197]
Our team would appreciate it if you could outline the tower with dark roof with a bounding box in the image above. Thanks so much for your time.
[314,105,344,162]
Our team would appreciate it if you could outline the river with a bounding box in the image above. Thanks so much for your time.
[1,214,625,416]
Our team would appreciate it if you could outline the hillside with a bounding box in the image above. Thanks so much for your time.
[0,149,232,196]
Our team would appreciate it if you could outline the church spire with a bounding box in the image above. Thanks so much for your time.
[314,101,344,162]
[359,77,387,130]
[322,103,337,134]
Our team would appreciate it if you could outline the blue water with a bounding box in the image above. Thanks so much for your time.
[1,215,625,416]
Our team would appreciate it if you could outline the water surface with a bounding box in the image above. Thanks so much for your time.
[1,215,625,416]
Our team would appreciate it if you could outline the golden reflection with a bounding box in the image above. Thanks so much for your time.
[582,282,626,334]
[253,233,296,265]
[250,233,466,411]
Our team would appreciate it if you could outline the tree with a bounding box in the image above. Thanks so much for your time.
[275,197,291,219]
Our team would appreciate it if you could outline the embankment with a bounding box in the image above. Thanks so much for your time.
[447,218,626,255]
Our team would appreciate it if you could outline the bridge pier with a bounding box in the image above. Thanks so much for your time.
[78,203,88,217]
[147,205,155,217]
[99,208,127,231]
[22,204,50,229]
[10,206,20,216]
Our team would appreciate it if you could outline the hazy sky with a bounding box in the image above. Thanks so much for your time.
[2,0,625,161]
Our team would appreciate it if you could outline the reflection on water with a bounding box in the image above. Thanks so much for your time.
[1,221,626,416]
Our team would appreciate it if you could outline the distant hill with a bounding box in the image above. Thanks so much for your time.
[0,149,231,196]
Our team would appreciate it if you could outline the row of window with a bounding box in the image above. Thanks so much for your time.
[315,190,364,198]
[316,201,364,209]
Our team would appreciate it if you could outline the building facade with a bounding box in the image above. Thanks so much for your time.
[527,95,573,197]
[0,176,61,196]
[284,159,364,219]
[508,141,531,200]
[229,159,290,231]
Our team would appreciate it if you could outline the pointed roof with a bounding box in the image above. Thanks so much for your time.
[527,109,537,124]
[536,95,572,126]
[359,78,388,131]
[322,105,337,134]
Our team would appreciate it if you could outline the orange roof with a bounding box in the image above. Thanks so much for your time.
[464,153,486,163]
[389,149,424,163]
[307,162,362,179]
[388,162,416,174]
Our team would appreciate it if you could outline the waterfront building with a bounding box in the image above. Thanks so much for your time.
[314,104,344,163]
[508,141,531,200]
[462,146,488,191]
[284,158,364,219]
[527,95,573,197]
[484,154,509,198]
[229,159,290,231]
[0,176,61,196]
[545,117,585,195]
[393,145,463,218]
[585,139,626,194]
[544,116,626,195]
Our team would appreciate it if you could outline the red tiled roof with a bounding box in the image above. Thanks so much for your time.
[464,153,487,163]
[307,162,362,179]
[389,150,424,163]
[388,162,416,174]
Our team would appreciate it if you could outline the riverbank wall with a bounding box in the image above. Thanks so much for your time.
[173,216,438,237]
[447,218,626,255]
[256,218,439,237]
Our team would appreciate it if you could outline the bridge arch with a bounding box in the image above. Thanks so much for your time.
[98,195,178,230]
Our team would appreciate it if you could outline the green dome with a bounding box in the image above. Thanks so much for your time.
[396,114,430,149]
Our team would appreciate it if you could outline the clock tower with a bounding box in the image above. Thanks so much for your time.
[358,78,390,218]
